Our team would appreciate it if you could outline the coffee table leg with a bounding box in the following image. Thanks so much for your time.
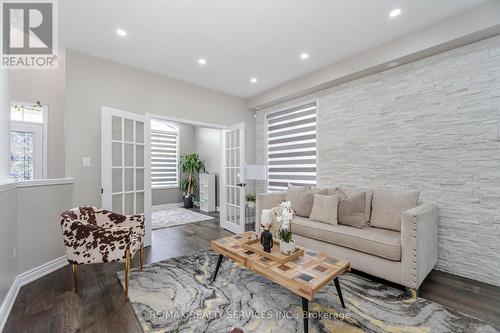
[212,254,224,282]
[301,297,309,333]
[334,277,345,308]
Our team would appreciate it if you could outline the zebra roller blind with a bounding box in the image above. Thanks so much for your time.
[266,102,317,192]
[151,120,179,188]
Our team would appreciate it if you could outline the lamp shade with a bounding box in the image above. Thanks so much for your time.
[246,164,267,180]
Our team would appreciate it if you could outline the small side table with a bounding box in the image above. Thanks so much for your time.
[245,204,256,231]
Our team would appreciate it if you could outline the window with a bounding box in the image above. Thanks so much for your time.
[266,102,317,191]
[10,103,46,180]
[151,119,179,188]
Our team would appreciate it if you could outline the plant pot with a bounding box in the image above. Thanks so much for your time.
[280,240,296,255]
[247,201,255,208]
[183,195,193,208]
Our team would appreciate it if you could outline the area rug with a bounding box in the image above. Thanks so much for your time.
[117,250,499,333]
[152,208,214,230]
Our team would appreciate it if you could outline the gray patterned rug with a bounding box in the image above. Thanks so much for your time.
[117,250,499,333]
[152,208,214,230]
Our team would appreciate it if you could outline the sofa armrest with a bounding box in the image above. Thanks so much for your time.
[401,203,439,290]
[256,192,286,232]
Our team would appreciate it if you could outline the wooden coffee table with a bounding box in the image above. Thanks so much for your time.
[211,232,351,333]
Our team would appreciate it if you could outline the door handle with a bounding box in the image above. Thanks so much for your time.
[236,183,247,187]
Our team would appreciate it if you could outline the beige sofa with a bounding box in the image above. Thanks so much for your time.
[256,190,438,295]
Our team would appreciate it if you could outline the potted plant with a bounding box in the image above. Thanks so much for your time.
[179,153,205,208]
[278,201,296,255]
[245,193,256,208]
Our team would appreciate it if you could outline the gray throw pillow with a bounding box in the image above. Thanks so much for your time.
[329,187,373,223]
[370,190,420,231]
[310,194,338,225]
[337,192,366,228]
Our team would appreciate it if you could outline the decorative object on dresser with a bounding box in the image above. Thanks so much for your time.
[199,172,216,212]
[60,206,145,297]
[179,153,206,208]
[256,185,439,296]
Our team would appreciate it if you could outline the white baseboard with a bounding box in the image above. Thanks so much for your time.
[0,276,19,333]
[18,256,67,286]
[152,202,183,211]
[0,256,67,332]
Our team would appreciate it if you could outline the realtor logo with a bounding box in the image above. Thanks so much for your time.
[1,0,58,68]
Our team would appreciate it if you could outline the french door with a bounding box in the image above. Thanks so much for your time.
[101,106,151,246]
[220,123,245,234]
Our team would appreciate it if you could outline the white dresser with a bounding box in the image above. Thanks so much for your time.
[199,173,216,212]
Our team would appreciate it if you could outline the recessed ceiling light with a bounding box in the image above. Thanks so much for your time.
[389,8,402,18]
[300,53,309,60]
[198,58,207,65]
[250,78,258,84]
[116,29,127,37]
[387,61,399,67]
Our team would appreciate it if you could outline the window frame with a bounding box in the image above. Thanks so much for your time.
[10,101,48,180]
[264,100,319,192]
[150,119,180,189]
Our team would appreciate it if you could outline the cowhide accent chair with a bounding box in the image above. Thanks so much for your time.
[60,206,145,297]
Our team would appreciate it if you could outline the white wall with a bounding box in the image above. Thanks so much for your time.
[8,53,66,178]
[256,35,500,286]
[65,50,255,207]
[16,183,72,272]
[0,180,72,328]
[0,187,18,317]
[152,121,195,206]
[0,68,10,181]
[194,127,222,206]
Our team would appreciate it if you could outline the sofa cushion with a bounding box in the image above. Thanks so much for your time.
[328,187,373,223]
[285,185,327,217]
[292,217,401,261]
[337,192,366,228]
[371,190,420,231]
[309,194,338,225]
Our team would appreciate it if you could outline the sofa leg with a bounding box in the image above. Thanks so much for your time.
[125,249,130,298]
[405,287,418,299]
[72,264,78,293]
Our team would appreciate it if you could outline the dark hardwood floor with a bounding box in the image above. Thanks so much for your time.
[4,210,499,332]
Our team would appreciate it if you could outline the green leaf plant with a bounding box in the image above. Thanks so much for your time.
[178,153,206,197]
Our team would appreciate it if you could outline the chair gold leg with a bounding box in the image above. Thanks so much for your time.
[139,244,144,271]
[125,249,130,298]
[72,264,78,293]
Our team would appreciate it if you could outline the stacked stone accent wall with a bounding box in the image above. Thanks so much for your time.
[256,35,500,286]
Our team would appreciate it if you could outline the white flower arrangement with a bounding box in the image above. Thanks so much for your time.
[278,201,294,244]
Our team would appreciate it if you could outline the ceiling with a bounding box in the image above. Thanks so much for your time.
[59,0,489,98]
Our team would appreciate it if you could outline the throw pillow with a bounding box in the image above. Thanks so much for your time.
[329,187,373,223]
[309,194,339,225]
[285,185,327,217]
[337,192,366,228]
[370,190,420,231]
